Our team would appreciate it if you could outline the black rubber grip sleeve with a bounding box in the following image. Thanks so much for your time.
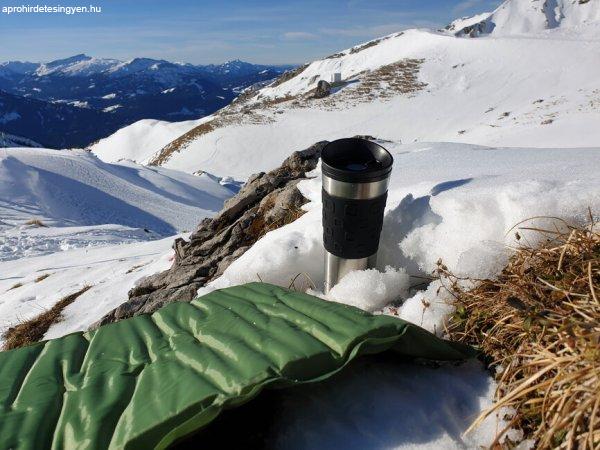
[322,189,387,259]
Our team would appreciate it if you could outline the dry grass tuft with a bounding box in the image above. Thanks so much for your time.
[34,273,51,283]
[149,120,218,166]
[3,285,92,350]
[24,218,47,227]
[246,193,306,242]
[7,282,23,291]
[444,215,599,449]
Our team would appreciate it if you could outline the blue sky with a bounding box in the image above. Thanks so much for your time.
[0,0,502,64]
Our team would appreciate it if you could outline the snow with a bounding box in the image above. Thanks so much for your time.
[0,147,233,239]
[0,224,159,262]
[315,266,409,312]
[468,0,600,37]
[0,235,176,344]
[266,358,512,449]
[102,104,121,112]
[69,100,89,108]
[35,54,120,77]
[142,26,600,179]
[0,147,235,340]
[90,118,206,164]
[199,142,600,335]
[447,12,492,32]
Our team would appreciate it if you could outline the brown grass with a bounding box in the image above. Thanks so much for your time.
[246,193,306,242]
[269,64,309,88]
[24,219,47,227]
[3,285,92,350]
[7,282,23,291]
[444,214,599,449]
[317,59,427,110]
[34,273,51,283]
[349,38,381,54]
[149,120,218,166]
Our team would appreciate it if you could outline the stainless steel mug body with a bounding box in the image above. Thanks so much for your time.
[321,138,393,293]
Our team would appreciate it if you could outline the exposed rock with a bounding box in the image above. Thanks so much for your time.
[349,38,381,54]
[93,141,328,328]
[455,20,492,38]
[313,80,331,99]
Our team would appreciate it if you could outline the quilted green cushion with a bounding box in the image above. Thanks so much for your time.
[0,283,473,449]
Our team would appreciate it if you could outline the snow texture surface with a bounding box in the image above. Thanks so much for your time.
[201,142,600,335]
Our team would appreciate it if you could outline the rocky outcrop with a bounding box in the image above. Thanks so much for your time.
[94,141,327,327]
[313,80,331,99]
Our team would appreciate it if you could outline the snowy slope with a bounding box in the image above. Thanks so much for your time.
[199,141,600,333]
[90,118,205,164]
[0,148,234,261]
[8,142,600,340]
[0,235,176,342]
[455,0,600,37]
[133,25,600,179]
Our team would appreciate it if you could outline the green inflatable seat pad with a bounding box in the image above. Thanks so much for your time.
[0,282,474,449]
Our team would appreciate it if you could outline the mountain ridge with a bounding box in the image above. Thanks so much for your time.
[451,0,600,37]
[0,55,293,148]
[93,0,600,179]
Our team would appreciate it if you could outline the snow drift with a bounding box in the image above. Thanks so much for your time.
[0,147,233,235]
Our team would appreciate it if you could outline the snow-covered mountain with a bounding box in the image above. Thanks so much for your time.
[101,0,599,179]
[0,55,292,148]
[451,0,600,37]
[34,54,121,77]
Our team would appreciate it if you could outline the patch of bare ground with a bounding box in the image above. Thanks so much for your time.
[149,120,219,166]
[444,214,599,449]
[349,38,381,54]
[325,52,345,59]
[34,273,51,283]
[355,59,427,97]
[245,190,306,242]
[3,285,92,350]
[269,64,309,88]
[317,59,427,109]
[24,219,47,227]
[7,282,23,291]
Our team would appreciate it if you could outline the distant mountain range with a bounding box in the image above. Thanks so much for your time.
[0,54,292,148]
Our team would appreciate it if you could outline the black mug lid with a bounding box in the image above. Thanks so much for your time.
[321,138,393,183]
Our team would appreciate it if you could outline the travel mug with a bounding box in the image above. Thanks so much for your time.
[321,138,393,293]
